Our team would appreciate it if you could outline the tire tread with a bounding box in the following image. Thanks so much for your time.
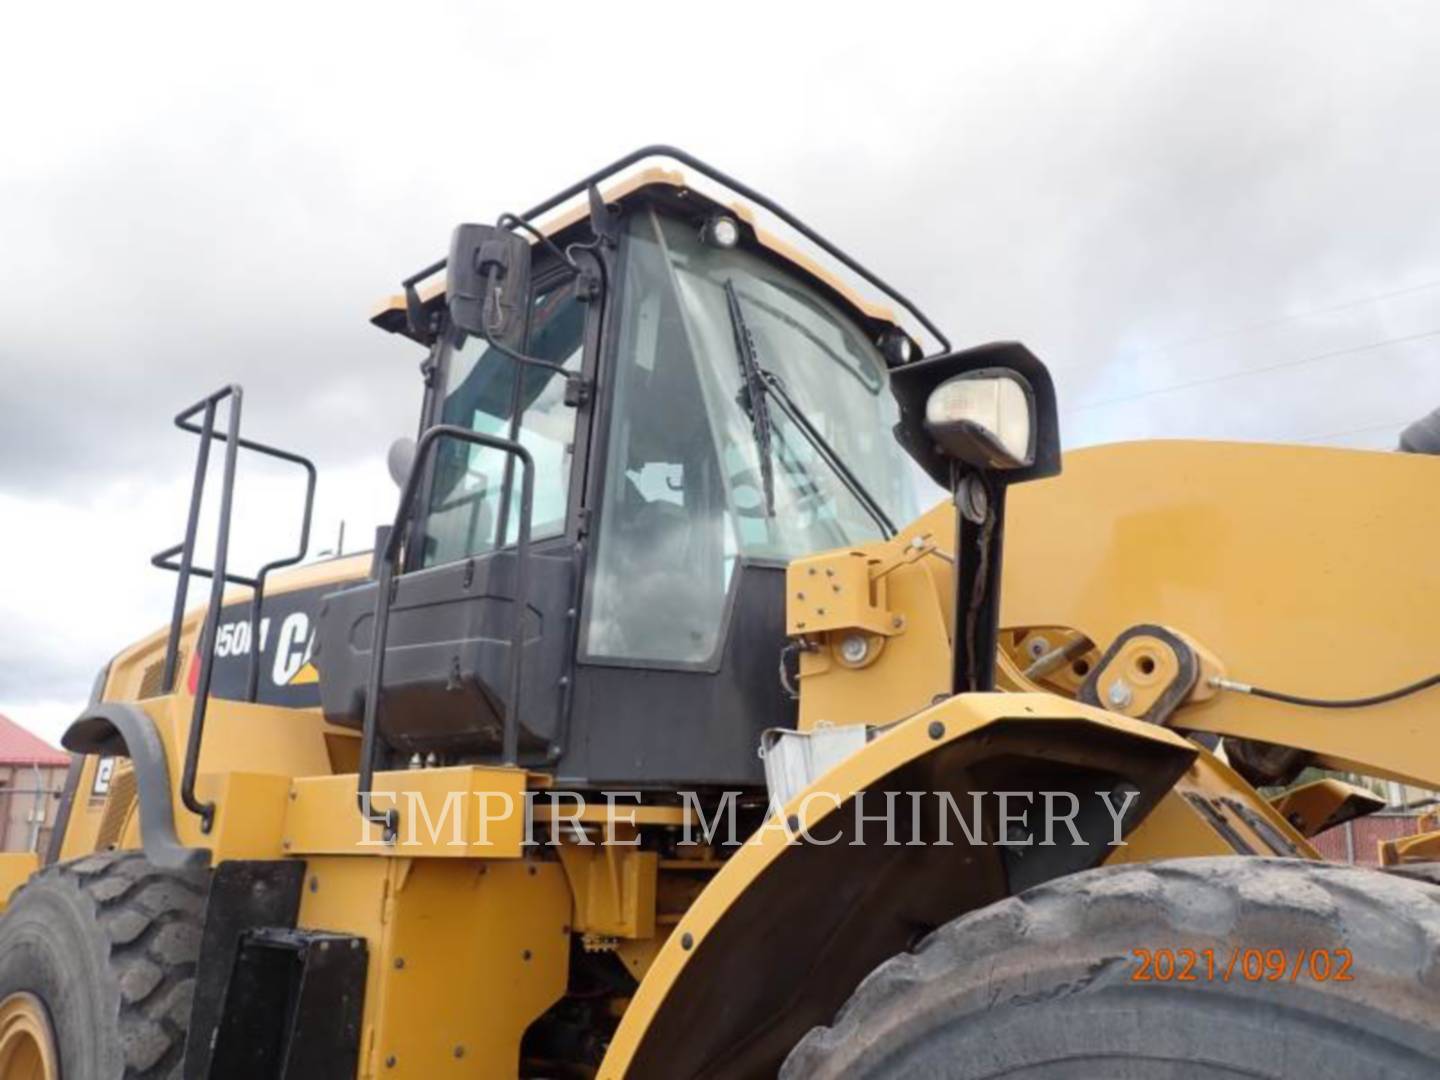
[784,857,1440,1079]
[12,850,207,1079]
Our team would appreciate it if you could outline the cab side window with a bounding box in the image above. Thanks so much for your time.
[421,276,585,566]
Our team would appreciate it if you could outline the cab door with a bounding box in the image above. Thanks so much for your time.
[316,261,592,760]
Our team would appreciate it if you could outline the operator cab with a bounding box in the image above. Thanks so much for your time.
[316,150,945,789]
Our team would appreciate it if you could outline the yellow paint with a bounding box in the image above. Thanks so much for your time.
[1269,778,1383,838]
[48,432,1440,1079]
[598,692,1202,1077]
[1006,440,1440,789]
[0,990,59,1079]
[793,503,955,731]
[0,855,38,913]
[556,834,658,940]
[1380,828,1440,866]
[786,549,901,639]
[297,855,569,1078]
[530,802,692,828]
[288,661,320,685]
[198,773,292,860]
[372,162,911,338]
[1001,626,1098,696]
[1095,631,1186,717]
[1107,748,1318,864]
[284,767,529,858]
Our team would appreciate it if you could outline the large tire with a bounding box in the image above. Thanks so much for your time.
[783,857,1440,1079]
[0,852,206,1079]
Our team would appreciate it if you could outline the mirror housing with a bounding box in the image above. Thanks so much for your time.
[446,224,531,345]
[924,368,1036,471]
[890,341,1060,488]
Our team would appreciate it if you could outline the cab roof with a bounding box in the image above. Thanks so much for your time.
[370,146,950,357]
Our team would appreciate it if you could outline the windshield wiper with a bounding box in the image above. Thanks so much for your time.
[724,280,897,538]
[740,284,883,393]
[725,279,777,517]
[756,367,897,537]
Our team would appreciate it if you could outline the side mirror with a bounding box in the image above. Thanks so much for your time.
[446,224,531,345]
[887,341,1062,696]
[924,369,1035,471]
[387,436,416,487]
[889,341,1060,487]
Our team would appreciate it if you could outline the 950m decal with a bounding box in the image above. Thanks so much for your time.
[204,580,349,709]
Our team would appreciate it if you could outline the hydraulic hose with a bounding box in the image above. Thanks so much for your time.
[1210,672,1440,709]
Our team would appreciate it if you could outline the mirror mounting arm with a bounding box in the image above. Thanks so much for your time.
[586,182,621,248]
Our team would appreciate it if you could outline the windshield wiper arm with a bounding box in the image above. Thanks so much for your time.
[754,366,897,538]
[726,279,896,537]
[724,279,777,517]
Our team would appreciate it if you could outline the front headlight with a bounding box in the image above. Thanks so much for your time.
[924,369,1036,470]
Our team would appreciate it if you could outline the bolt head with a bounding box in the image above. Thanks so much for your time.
[838,633,869,664]
[1106,680,1134,709]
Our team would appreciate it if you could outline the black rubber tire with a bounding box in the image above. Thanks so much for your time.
[0,851,207,1079]
[782,857,1440,1079]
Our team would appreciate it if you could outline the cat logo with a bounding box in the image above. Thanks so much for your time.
[90,756,115,799]
[270,612,318,687]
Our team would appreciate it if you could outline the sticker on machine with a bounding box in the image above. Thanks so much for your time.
[204,583,333,709]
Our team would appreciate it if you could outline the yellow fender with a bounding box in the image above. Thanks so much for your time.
[0,853,39,913]
[599,693,1198,1078]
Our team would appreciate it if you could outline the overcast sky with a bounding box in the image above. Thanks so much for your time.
[4,2,1440,742]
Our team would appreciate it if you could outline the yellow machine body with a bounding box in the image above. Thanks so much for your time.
[13,154,1440,1078]
[21,433,1436,1077]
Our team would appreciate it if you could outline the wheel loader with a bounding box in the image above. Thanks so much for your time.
[1,146,1438,1079]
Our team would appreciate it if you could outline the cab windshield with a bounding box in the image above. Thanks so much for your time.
[585,206,942,664]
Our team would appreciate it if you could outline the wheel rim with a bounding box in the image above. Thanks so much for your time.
[0,993,58,1080]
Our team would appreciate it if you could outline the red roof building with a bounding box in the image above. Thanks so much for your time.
[0,715,70,854]
[0,715,68,768]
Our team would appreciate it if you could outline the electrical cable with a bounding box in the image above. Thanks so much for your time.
[1210,672,1440,709]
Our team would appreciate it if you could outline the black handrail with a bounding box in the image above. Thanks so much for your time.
[357,425,535,840]
[398,145,952,356]
[153,386,317,833]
